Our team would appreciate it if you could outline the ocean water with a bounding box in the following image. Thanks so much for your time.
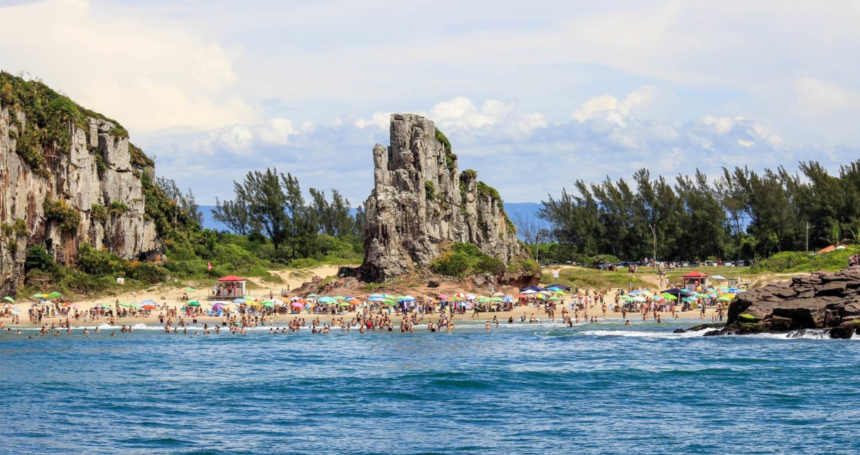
[2,320,859,454]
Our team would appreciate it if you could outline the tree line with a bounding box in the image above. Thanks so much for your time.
[538,160,860,262]
[212,167,366,262]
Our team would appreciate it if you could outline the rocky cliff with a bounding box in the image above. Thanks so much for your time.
[361,114,525,281]
[698,267,860,338]
[0,73,160,295]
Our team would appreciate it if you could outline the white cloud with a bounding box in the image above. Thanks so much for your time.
[794,77,854,114]
[0,0,253,132]
[572,85,656,126]
[355,112,392,130]
[191,117,300,154]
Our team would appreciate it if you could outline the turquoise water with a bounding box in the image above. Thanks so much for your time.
[2,320,859,454]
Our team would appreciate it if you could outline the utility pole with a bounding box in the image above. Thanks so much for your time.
[535,231,540,264]
[806,222,814,253]
[649,224,657,263]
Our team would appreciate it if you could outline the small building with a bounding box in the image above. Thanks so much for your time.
[210,275,247,299]
[682,271,708,290]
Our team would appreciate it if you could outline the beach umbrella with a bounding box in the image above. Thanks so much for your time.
[318,296,335,304]
[3,296,14,303]
[368,294,385,299]
[187,301,200,307]
[633,296,646,303]
[232,298,246,304]
[260,301,275,308]
[661,293,677,301]
[521,290,536,295]
[211,303,226,312]
[338,302,351,307]
[184,287,196,292]
[100,303,112,309]
[7,306,20,313]
[548,297,563,301]
[130,303,142,309]
[142,304,157,310]
[400,295,415,301]
[32,293,45,299]
[382,300,397,306]
[307,293,318,298]
[48,292,61,298]
[437,294,450,300]
[682,297,695,303]
[333,296,345,301]
[369,297,386,302]
[478,297,491,303]
[117,302,130,308]
[696,293,709,298]
[718,296,733,302]
[291,302,304,308]
[629,290,642,295]
[492,292,505,297]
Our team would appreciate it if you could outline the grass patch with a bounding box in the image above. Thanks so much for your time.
[544,267,652,293]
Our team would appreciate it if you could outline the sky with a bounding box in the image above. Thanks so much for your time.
[2,0,860,205]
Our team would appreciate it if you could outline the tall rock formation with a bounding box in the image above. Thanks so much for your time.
[0,73,161,294]
[361,114,524,281]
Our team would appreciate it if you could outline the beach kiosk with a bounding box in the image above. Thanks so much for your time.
[682,271,708,291]
[212,275,247,299]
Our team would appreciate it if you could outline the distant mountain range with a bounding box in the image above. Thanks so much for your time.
[199,202,547,239]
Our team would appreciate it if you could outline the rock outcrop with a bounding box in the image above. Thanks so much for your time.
[707,267,860,338]
[0,78,161,295]
[361,114,526,281]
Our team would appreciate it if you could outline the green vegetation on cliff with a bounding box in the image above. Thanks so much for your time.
[0,72,128,173]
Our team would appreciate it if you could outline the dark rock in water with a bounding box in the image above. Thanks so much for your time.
[702,329,726,337]
[828,325,854,339]
[673,329,686,334]
[721,267,860,335]
[685,323,725,332]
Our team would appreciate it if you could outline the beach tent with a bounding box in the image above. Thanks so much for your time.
[520,286,547,292]
[217,275,247,298]
[547,284,572,291]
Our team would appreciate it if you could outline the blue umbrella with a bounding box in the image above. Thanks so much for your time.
[233,298,246,304]
[318,296,335,304]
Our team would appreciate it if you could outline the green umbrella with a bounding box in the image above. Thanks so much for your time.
[100,303,112,309]
[333,296,345,301]
[117,302,131,308]
[382,300,397,306]
[130,303,141,309]
[184,287,196,292]
[32,293,45,299]
[695,293,709,298]
[187,301,201,307]
[718,296,733,302]
[48,292,61,298]
[338,302,351,307]
[478,297,491,303]
[548,297,563,301]
[661,293,678,301]
[261,300,274,308]
[490,297,504,302]
[3,296,14,303]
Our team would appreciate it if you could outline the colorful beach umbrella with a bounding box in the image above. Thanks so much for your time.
[32,293,45,299]
[318,296,335,304]
[338,302,351,307]
[232,298,246,304]
[187,301,200,307]
[260,301,275,308]
[142,304,157,310]
[48,292,61,298]
[3,296,14,303]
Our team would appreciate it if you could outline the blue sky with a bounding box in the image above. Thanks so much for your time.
[2,0,859,205]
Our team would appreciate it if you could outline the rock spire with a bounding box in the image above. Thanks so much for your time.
[361,114,524,281]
